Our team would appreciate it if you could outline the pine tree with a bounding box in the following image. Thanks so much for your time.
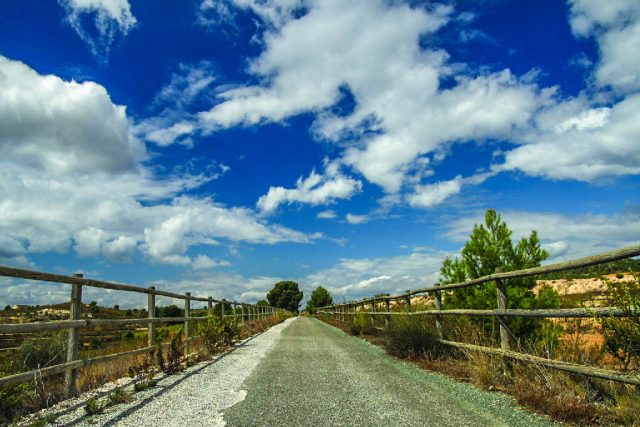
[440,209,559,340]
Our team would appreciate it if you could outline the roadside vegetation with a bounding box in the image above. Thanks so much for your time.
[318,209,640,425]
[0,304,291,425]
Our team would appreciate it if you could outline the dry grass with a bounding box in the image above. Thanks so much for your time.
[317,314,640,426]
[1,314,289,424]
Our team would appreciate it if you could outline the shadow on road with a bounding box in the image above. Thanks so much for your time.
[56,332,264,426]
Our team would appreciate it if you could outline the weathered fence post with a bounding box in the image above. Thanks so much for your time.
[404,294,411,314]
[371,300,376,324]
[434,285,444,339]
[496,275,512,376]
[148,286,156,348]
[240,304,245,325]
[207,297,213,317]
[65,273,83,397]
[385,298,391,327]
[184,292,191,354]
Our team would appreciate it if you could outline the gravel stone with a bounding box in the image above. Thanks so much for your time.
[30,318,294,426]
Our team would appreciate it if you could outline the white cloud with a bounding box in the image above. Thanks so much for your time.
[0,270,279,308]
[60,0,137,61]
[144,121,196,147]
[0,56,315,267]
[200,0,309,29]
[136,62,216,147]
[407,176,462,208]
[493,2,640,182]
[303,250,450,301]
[257,166,362,214]
[345,214,368,225]
[444,209,640,261]
[102,236,137,262]
[317,210,337,219]
[499,94,640,181]
[569,0,640,92]
[192,255,231,270]
[0,56,145,175]
[198,0,550,195]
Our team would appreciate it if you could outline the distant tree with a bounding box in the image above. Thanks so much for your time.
[4,305,10,311]
[113,304,120,311]
[256,299,270,307]
[158,304,183,317]
[212,302,233,315]
[267,281,303,312]
[306,286,333,314]
[440,209,559,339]
[89,301,99,314]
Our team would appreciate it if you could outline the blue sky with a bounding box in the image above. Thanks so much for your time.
[0,0,639,308]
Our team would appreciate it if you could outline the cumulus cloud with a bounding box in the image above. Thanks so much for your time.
[0,56,314,268]
[303,250,450,301]
[499,94,640,181]
[194,0,640,208]
[60,0,137,61]
[0,56,145,175]
[345,214,368,225]
[407,176,462,208]
[444,209,640,261]
[494,1,640,182]
[198,0,550,196]
[0,270,279,308]
[317,210,337,219]
[257,166,362,214]
[192,255,231,270]
[569,0,640,92]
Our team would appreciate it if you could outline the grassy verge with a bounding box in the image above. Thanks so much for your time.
[1,312,292,425]
[318,314,639,426]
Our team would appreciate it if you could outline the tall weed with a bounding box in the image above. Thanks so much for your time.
[384,316,442,359]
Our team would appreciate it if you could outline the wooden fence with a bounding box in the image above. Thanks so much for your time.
[0,266,284,394]
[318,245,640,386]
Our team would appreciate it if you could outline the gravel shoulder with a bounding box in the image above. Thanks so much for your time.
[37,318,294,427]
[223,317,556,427]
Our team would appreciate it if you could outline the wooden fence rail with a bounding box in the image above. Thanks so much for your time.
[318,244,640,387]
[0,266,284,393]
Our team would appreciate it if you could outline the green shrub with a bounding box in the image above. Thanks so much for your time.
[84,397,104,415]
[595,274,640,370]
[121,330,135,341]
[108,389,132,405]
[198,315,240,355]
[616,273,624,279]
[384,316,442,359]
[348,313,375,336]
[157,329,184,375]
[18,333,66,371]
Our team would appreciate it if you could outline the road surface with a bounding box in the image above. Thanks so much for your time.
[48,317,553,426]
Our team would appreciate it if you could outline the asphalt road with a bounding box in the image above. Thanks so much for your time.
[224,316,554,427]
[41,316,555,426]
